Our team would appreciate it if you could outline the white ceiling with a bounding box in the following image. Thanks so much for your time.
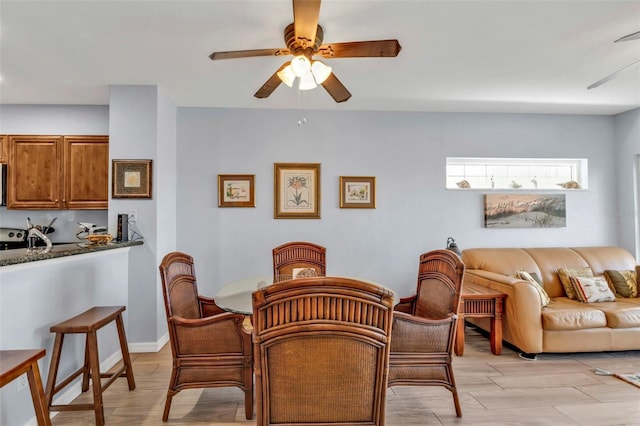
[1,0,639,115]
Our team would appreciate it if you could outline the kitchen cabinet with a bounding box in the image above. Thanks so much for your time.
[7,135,109,210]
[0,135,7,163]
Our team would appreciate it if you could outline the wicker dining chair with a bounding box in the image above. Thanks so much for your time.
[388,249,465,417]
[252,276,395,426]
[272,241,326,282]
[158,252,253,422]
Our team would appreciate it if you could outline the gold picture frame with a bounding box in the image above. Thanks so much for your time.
[340,176,376,208]
[274,163,320,219]
[112,159,152,199]
[218,174,255,207]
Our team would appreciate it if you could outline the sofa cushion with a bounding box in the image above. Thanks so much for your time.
[603,306,640,328]
[604,270,638,298]
[542,299,607,330]
[570,276,616,303]
[558,267,594,300]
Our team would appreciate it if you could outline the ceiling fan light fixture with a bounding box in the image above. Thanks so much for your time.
[298,72,317,90]
[277,63,296,87]
[311,60,332,84]
[290,55,311,77]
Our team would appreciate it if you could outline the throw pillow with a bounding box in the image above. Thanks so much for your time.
[517,270,550,307]
[569,276,616,303]
[558,267,594,300]
[604,270,637,298]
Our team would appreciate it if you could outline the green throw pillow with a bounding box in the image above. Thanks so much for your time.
[517,270,551,307]
[604,270,638,298]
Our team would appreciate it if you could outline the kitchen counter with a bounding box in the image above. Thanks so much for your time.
[0,240,143,267]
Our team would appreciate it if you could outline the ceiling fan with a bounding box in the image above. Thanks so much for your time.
[208,0,401,103]
[587,30,640,90]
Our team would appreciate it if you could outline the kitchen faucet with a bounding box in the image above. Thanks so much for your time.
[27,217,52,251]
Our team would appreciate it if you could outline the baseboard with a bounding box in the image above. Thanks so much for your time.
[128,332,169,353]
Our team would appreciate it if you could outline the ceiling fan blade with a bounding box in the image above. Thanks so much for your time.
[587,59,640,90]
[254,64,288,99]
[615,30,640,43]
[293,0,321,48]
[318,40,402,58]
[321,73,352,103]
[209,48,290,60]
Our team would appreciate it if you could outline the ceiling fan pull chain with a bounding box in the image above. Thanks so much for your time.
[297,89,307,126]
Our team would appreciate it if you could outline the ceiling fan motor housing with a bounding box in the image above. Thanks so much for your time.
[284,23,323,57]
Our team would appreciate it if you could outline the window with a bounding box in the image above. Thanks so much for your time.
[446,157,588,190]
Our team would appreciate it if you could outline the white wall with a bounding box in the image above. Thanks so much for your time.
[0,105,109,240]
[177,108,620,298]
[613,108,640,259]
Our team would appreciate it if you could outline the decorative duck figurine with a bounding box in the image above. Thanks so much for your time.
[456,179,471,189]
[511,180,522,189]
[557,180,580,189]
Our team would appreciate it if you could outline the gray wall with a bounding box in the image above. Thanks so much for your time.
[613,108,640,256]
[176,108,627,298]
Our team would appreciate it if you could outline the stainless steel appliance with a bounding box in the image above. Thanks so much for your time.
[0,227,28,250]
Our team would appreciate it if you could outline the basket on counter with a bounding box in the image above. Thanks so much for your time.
[86,234,113,245]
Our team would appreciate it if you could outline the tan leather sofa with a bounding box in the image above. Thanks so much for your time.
[461,247,640,355]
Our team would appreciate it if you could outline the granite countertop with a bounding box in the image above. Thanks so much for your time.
[0,240,144,267]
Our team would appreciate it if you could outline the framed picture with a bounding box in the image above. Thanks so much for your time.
[340,176,376,208]
[484,193,566,228]
[274,163,320,219]
[218,174,255,207]
[112,159,152,199]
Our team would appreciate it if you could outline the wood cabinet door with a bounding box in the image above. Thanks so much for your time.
[8,135,63,209]
[64,136,109,209]
[0,135,7,163]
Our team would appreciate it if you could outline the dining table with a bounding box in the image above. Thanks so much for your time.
[214,275,397,315]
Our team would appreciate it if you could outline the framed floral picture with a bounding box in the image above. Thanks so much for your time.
[218,174,255,207]
[340,176,376,208]
[274,163,320,219]
[112,159,152,199]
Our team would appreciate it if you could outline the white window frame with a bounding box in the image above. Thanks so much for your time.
[446,157,588,190]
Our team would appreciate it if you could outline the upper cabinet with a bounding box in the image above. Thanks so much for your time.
[7,135,109,210]
[0,135,7,163]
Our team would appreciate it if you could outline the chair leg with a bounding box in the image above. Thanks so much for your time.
[451,388,462,417]
[162,390,176,422]
[244,387,253,420]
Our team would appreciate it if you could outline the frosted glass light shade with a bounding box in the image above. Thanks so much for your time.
[299,72,317,90]
[311,61,332,84]
[277,64,295,87]
[290,55,311,77]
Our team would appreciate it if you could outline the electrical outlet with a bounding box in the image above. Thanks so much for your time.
[16,374,27,392]
[128,209,138,223]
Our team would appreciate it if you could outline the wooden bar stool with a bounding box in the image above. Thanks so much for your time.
[45,306,135,425]
[0,349,52,426]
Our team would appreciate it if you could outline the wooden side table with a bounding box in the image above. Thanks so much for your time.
[0,349,51,426]
[455,283,506,356]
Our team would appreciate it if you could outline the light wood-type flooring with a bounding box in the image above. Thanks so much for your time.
[50,327,640,425]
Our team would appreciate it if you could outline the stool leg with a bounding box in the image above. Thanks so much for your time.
[87,331,105,426]
[82,334,91,392]
[45,333,64,408]
[27,363,52,426]
[115,314,136,390]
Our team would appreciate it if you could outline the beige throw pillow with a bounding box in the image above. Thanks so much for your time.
[517,270,551,307]
[570,276,615,303]
[558,267,594,300]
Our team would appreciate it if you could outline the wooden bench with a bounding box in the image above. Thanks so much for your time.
[0,349,51,426]
[45,306,136,426]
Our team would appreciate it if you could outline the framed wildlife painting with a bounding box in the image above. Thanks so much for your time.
[340,176,376,208]
[274,163,320,219]
[218,174,255,207]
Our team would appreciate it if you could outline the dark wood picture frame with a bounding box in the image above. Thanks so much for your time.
[218,174,256,207]
[112,159,152,199]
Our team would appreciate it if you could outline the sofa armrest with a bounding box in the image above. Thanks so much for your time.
[464,269,544,354]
